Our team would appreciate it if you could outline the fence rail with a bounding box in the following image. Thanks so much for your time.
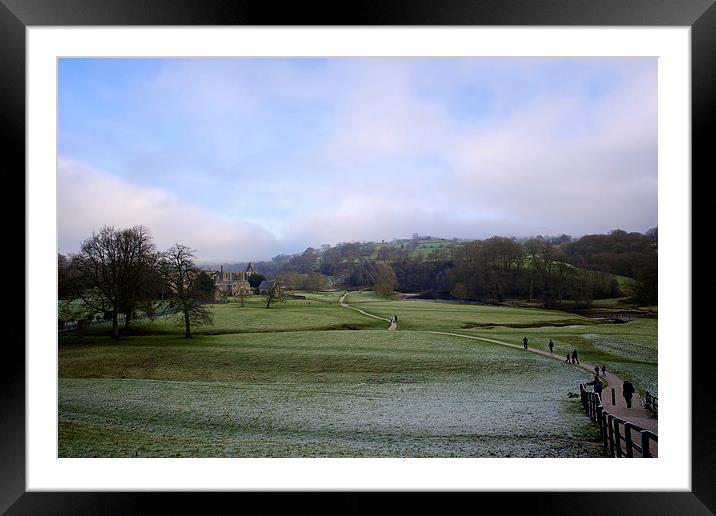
[645,390,658,417]
[579,384,658,458]
[58,316,127,335]
[58,313,152,335]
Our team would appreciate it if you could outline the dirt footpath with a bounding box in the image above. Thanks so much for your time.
[432,331,657,435]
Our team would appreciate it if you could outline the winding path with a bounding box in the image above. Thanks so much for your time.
[338,292,657,435]
[338,292,396,330]
[431,331,657,434]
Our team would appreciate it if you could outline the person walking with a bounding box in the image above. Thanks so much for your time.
[601,364,606,376]
[571,349,579,364]
[565,353,571,363]
[623,380,636,408]
[594,365,600,376]
[586,375,604,397]
[522,336,528,350]
[548,339,554,353]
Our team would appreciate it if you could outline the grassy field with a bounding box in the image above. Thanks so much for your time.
[129,295,384,334]
[59,289,655,457]
[344,291,595,330]
[458,321,657,396]
[59,331,600,457]
[372,239,459,260]
[344,291,657,396]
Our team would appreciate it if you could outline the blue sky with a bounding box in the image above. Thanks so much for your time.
[58,57,657,262]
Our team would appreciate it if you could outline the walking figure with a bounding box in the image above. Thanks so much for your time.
[548,339,554,353]
[522,336,528,350]
[571,349,579,364]
[594,365,600,376]
[586,375,604,397]
[623,380,635,408]
[394,314,398,323]
[565,353,571,363]
[601,364,606,376]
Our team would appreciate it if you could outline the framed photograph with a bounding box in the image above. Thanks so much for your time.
[3,0,709,513]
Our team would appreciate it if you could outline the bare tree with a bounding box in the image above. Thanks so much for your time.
[116,227,160,331]
[159,244,213,337]
[305,272,329,292]
[451,282,468,302]
[58,253,75,300]
[264,281,285,309]
[70,226,157,339]
[374,262,398,297]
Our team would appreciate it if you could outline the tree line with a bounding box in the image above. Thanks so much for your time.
[446,236,624,307]
[238,228,657,307]
[58,226,214,338]
[59,227,658,334]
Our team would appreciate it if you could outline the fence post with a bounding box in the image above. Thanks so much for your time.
[614,419,623,458]
[612,388,616,406]
[577,384,656,459]
[602,410,609,448]
[641,431,651,458]
[625,425,634,458]
[607,415,615,457]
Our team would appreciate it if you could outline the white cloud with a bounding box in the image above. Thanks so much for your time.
[280,61,658,243]
[453,68,657,235]
[59,59,658,259]
[57,159,280,262]
[281,192,531,251]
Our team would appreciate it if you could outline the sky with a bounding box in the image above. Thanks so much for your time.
[58,57,657,262]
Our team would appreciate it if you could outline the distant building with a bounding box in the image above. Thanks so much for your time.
[258,280,277,295]
[204,264,257,299]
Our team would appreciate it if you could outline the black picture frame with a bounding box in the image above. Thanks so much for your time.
[1,1,709,513]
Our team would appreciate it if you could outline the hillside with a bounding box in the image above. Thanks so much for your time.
[199,229,655,309]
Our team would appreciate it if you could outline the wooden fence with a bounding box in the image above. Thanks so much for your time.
[58,316,126,335]
[645,390,658,417]
[580,384,658,458]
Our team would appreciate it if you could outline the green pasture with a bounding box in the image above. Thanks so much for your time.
[452,319,657,396]
[372,239,458,260]
[344,291,657,395]
[59,289,656,457]
[128,295,383,335]
[343,291,593,331]
[59,331,600,457]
